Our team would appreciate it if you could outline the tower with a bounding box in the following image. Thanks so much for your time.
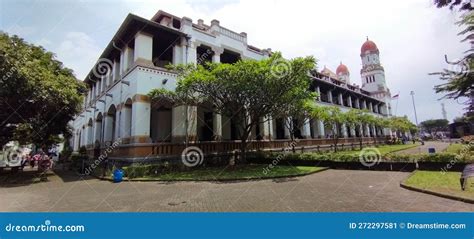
[336,62,350,84]
[360,37,392,115]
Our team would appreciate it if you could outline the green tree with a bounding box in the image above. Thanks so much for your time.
[311,106,346,152]
[432,1,473,117]
[149,52,316,161]
[280,99,316,153]
[0,33,85,148]
[420,119,449,136]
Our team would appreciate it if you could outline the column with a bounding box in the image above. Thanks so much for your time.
[355,98,360,109]
[262,116,273,140]
[301,120,311,138]
[366,124,371,137]
[338,93,343,105]
[134,31,153,65]
[283,118,291,139]
[369,102,373,112]
[350,126,356,138]
[341,123,348,138]
[113,59,120,82]
[328,90,333,103]
[212,47,223,63]
[131,100,151,143]
[315,87,321,101]
[213,113,222,141]
[347,96,353,108]
[121,46,134,73]
[172,105,198,142]
[362,100,367,109]
[317,120,325,138]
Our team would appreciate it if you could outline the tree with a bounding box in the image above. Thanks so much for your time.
[280,99,316,153]
[0,33,85,148]
[420,119,449,136]
[389,116,418,137]
[345,109,376,149]
[432,1,473,117]
[149,52,316,161]
[310,106,346,152]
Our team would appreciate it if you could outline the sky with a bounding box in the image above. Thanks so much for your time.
[0,0,470,123]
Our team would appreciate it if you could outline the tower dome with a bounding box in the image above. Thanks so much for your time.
[336,62,349,75]
[361,37,379,55]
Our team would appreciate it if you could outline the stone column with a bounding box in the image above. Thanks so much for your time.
[262,117,273,140]
[283,118,291,139]
[317,120,325,138]
[172,105,198,143]
[315,86,321,101]
[121,46,134,73]
[213,113,222,141]
[301,120,311,138]
[355,98,360,109]
[347,96,352,108]
[131,99,151,143]
[328,90,333,103]
[212,47,223,63]
[341,123,348,138]
[134,31,153,65]
[338,93,343,105]
[350,126,356,138]
[368,102,373,112]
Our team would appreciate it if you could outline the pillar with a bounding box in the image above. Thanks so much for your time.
[328,90,333,103]
[338,93,343,105]
[213,113,222,140]
[301,120,311,138]
[347,96,352,108]
[131,100,151,143]
[172,105,198,142]
[317,120,325,138]
[134,31,153,65]
[315,87,321,101]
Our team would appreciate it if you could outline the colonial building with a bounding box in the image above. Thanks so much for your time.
[71,10,391,161]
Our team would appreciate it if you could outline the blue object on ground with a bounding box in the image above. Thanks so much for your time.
[113,169,124,183]
[428,148,436,154]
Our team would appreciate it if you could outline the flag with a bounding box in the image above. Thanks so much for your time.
[392,93,399,99]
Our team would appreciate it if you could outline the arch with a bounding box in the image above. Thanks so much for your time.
[94,113,103,144]
[122,98,133,139]
[105,105,117,142]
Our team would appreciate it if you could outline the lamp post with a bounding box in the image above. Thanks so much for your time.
[410,91,418,126]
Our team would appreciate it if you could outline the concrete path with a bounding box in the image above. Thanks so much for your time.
[394,141,450,155]
[1,169,472,212]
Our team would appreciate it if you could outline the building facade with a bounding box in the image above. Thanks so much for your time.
[71,10,391,161]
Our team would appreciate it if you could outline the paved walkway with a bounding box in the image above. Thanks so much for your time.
[1,169,472,212]
[394,141,450,155]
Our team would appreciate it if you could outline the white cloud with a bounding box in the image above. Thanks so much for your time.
[55,31,102,80]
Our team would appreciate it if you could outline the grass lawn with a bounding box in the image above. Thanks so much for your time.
[403,170,474,201]
[330,143,419,156]
[125,165,327,181]
[444,144,465,153]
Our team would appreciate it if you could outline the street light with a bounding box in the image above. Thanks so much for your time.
[410,91,419,126]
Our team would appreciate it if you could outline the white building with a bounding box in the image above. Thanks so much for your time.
[71,10,391,162]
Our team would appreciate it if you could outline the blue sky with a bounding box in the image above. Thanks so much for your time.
[0,0,470,123]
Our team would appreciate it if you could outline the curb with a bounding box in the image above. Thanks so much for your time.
[101,167,329,182]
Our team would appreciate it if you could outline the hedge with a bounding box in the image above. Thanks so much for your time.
[251,151,472,164]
